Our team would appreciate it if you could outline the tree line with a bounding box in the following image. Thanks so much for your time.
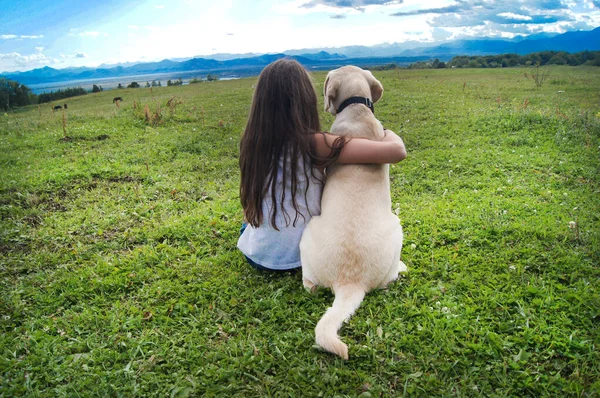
[404,50,600,69]
[0,78,90,111]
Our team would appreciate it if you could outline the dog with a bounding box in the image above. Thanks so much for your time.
[299,65,406,360]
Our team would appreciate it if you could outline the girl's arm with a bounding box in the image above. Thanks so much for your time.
[313,130,407,164]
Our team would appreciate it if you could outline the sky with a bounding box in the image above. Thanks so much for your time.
[1,0,599,72]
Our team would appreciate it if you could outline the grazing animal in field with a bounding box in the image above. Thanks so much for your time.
[300,65,406,360]
[53,105,62,111]
[64,103,68,109]
[113,97,123,103]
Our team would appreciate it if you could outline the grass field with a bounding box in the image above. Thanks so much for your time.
[1,66,599,397]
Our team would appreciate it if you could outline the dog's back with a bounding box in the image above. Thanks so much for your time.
[313,103,395,292]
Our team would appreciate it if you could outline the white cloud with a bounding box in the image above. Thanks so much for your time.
[155,5,164,8]
[276,0,406,15]
[68,29,108,38]
[0,52,56,70]
[1,34,43,40]
[498,12,533,21]
[35,47,44,52]
[57,53,89,60]
[301,0,403,8]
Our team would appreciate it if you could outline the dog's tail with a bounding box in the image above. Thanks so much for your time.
[315,284,365,360]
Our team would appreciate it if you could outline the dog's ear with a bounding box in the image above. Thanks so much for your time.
[324,73,339,115]
[365,70,384,103]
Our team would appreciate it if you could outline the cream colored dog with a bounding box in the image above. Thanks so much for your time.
[299,65,406,360]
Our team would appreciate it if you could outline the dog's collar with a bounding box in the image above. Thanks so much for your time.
[337,96,374,115]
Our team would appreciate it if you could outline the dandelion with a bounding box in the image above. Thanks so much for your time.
[568,221,580,241]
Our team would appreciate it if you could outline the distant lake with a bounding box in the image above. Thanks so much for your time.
[28,71,242,94]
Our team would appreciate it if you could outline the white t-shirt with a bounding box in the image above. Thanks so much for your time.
[237,156,323,270]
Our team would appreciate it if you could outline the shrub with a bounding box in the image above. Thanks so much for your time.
[167,78,183,86]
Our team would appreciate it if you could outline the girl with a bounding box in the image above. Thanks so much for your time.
[238,59,406,271]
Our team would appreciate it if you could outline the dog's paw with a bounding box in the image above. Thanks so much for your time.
[398,261,408,274]
[303,278,318,294]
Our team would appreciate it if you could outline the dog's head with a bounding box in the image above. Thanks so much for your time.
[323,66,383,115]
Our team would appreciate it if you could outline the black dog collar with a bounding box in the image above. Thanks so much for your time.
[337,96,374,115]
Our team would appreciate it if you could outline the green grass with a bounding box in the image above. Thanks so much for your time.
[1,66,599,397]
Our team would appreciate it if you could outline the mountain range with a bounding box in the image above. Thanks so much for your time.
[2,27,598,89]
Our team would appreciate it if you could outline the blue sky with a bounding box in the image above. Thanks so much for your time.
[1,0,599,72]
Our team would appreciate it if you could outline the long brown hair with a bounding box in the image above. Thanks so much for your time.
[239,59,342,230]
